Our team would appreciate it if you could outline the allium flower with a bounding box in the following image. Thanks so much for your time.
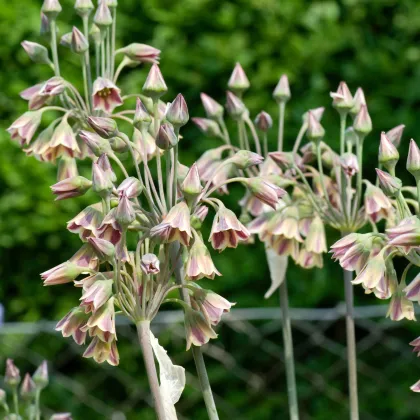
[92,77,123,113]
[7,110,42,145]
[97,209,123,244]
[185,308,218,350]
[305,216,327,254]
[67,203,103,240]
[387,288,416,321]
[352,252,386,291]
[80,278,113,313]
[364,181,393,223]
[20,82,49,110]
[387,216,420,248]
[270,236,300,260]
[85,297,116,341]
[51,176,92,200]
[200,93,224,119]
[117,177,143,198]
[265,209,303,243]
[186,235,221,280]
[116,43,160,64]
[150,202,192,246]
[5,359,21,387]
[245,178,286,210]
[55,307,89,345]
[192,287,234,325]
[41,261,87,286]
[297,248,323,269]
[141,253,160,274]
[83,337,119,366]
[192,117,222,138]
[70,243,99,271]
[209,205,250,251]
[20,373,36,400]
[340,153,359,177]
[330,81,353,110]
[404,273,420,303]
[32,361,49,389]
[49,119,81,158]
[88,237,115,261]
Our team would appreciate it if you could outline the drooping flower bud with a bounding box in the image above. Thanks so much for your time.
[20,373,36,401]
[244,178,286,210]
[87,116,118,139]
[32,361,49,390]
[133,98,152,130]
[379,132,399,172]
[117,177,143,198]
[92,163,114,197]
[40,12,50,35]
[141,253,160,275]
[166,94,189,128]
[181,163,202,198]
[353,105,372,136]
[386,124,405,148]
[142,64,167,99]
[226,91,246,119]
[115,43,160,64]
[79,131,111,156]
[306,111,325,141]
[41,0,62,20]
[407,139,420,180]
[41,261,88,286]
[340,153,359,177]
[93,0,112,29]
[97,153,117,182]
[227,63,250,95]
[71,27,89,54]
[229,150,264,169]
[156,123,178,150]
[200,93,224,119]
[192,118,222,138]
[387,285,416,321]
[75,0,94,17]
[330,81,353,112]
[273,74,291,104]
[5,359,21,388]
[376,168,402,198]
[7,110,43,145]
[254,111,273,132]
[115,194,135,227]
[21,41,51,65]
[51,176,92,200]
[349,87,366,118]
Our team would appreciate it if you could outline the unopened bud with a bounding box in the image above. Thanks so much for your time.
[142,64,167,99]
[191,205,208,229]
[192,118,222,138]
[350,87,366,118]
[115,43,160,64]
[226,91,246,119]
[20,373,36,401]
[90,24,101,45]
[93,1,112,29]
[166,94,189,128]
[303,107,325,123]
[32,361,49,389]
[40,13,50,36]
[353,105,372,136]
[200,93,224,119]
[41,0,62,20]
[255,111,272,132]
[229,150,264,169]
[306,111,325,141]
[71,27,89,54]
[92,163,113,197]
[60,33,72,49]
[379,132,399,172]
[79,130,112,156]
[273,75,291,103]
[181,163,202,198]
[87,116,118,139]
[117,177,143,198]
[51,176,92,200]
[21,41,51,65]
[156,123,178,150]
[5,359,21,388]
[227,63,250,95]
[97,153,117,182]
[387,124,405,148]
[407,139,420,180]
[340,153,359,177]
[376,168,402,197]
[331,81,353,112]
[75,0,94,17]
[115,194,135,226]
[109,136,128,153]
[133,98,152,130]
[57,157,78,181]
[141,253,160,275]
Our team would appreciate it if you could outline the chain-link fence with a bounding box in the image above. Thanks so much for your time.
[1,304,419,419]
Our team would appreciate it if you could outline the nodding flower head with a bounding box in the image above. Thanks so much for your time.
[364,181,392,223]
[186,235,221,280]
[184,307,218,350]
[92,78,123,113]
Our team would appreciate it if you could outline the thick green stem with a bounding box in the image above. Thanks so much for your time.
[292,123,307,156]
[50,20,60,77]
[277,102,285,151]
[111,8,117,76]
[136,320,167,420]
[279,279,299,420]
[170,243,219,420]
[416,179,420,216]
[35,388,41,420]
[343,267,359,420]
[12,387,19,415]
[339,113,349,223]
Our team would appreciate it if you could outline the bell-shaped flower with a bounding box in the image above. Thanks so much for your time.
[88,237,115,261]
[141,253,160,275]
[255,111,273,132]
[55,307,89,345]
[387,286,416,321]
[7,110,42,145]
[117,177,143,199]
[67,203,103,241]
[352,251,386,291]
[305,216,327,254]
[340,153,359,177]
[97,209,123,244]
[185,307,218,350]
[297,248,323,269]
[80,278,113,313]
[69,243,99,271]
[364,181,393,223]
[41,261,88,286]
[387,216,420,248]
[83,337,119,366]
[150,201,192,246]
[48,119,81,158]
[209,205,250,251]
[84,297,116,342]
[186,235,221,280]
[404,273,420,304]
[92,77,123,113]
[245,178,286,210]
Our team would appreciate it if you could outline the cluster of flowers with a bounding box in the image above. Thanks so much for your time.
[1,358,71,419]
[8,0,284,369]
[333,129,420,391]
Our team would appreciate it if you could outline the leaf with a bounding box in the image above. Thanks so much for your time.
[150,331,186,420]
[264,246,288,299]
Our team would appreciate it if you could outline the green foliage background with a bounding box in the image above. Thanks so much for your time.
[1,0,420,418]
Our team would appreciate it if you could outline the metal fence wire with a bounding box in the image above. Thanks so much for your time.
[0,304,419,420]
